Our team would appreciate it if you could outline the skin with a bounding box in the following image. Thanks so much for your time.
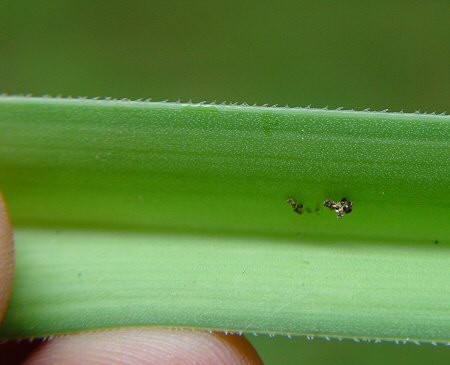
[0,193,263,365]
[0,192,14,324]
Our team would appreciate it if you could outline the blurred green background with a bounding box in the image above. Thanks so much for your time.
[1,1,449,111]
[1,1,449,363]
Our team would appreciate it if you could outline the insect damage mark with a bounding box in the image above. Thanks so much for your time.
[287,197,353,219]
[324,198,353,219]
[286,198,303,214]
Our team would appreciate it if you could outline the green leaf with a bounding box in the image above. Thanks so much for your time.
[0,96,449,344]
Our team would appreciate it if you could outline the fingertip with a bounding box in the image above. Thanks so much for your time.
[24,328,264,365]
[0,192,14,323]
[215,332,264,365]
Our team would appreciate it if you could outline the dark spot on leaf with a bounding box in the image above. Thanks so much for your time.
[287,198,303,214]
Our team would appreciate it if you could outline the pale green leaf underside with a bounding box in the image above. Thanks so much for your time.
[0,96,449,343]
[1,227,449,344]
